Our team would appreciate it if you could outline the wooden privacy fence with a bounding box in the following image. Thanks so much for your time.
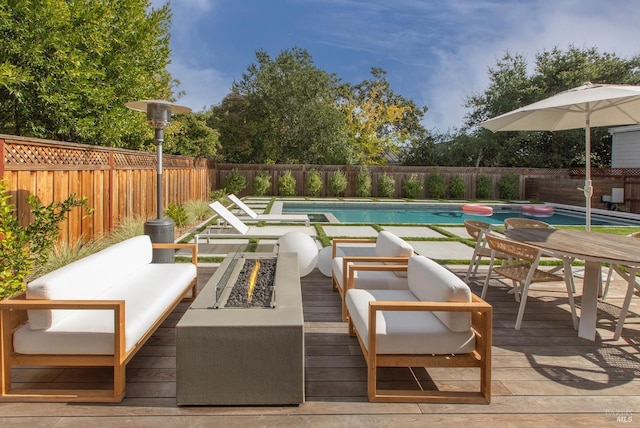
[214,164,640,214]
[213,163,561,200]
[4,133,640,250]
[1,135,209,246]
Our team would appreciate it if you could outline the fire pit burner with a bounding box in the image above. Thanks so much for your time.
[213,255,277,308]
[225,259,276,308]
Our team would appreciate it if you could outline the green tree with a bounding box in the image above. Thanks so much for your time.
[207,93,258,163]
[226,47,352,164]
[339,68,428,165]
[462,46,640,168]
[0,0,175,148]
[164,112,220,157]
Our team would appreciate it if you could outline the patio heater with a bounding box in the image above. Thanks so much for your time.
[125,100,191,262]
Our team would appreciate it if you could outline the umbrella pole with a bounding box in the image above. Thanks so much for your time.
[584,118,592,231]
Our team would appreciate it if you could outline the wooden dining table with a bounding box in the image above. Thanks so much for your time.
[503,228,640,341]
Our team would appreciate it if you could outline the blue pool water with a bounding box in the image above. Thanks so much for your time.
[282,202,640,226]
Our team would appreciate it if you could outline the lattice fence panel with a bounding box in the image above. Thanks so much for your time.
[4,142,110,168]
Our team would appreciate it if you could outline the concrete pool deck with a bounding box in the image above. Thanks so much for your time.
[185,198,473,260]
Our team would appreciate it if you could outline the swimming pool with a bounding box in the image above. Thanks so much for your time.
[282,202,640,226]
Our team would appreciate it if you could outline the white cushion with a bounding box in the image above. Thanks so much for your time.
[14,263,196,355]
[26,235,153,330]
[346,289,476,355]
[331,257,408,292]
[374,231,414,257]
[407,256,472,332]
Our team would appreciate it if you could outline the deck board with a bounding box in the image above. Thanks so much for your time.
[1,264,638,425]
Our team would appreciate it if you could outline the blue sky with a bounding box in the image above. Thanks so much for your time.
[151,0,640,132]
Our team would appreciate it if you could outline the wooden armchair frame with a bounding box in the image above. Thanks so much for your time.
[331,237,411,320]
[347,294,492,403]
[0,243,197,403]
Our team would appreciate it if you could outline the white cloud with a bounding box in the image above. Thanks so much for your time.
[168,60,232,112]
[154,0,640,130]
[417,0,640,131]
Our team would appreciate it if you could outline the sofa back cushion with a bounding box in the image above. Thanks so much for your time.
[407,255,472,332]
[374,231,414,257]
[375,231,413,277]
[26,235,153,330]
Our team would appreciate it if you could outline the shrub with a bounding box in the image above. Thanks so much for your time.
[306,169,323,197]
[426,172,446,198]
[449,174,466,199]
[278,170,297,197]
[253,171,271,196]
[377,173,396,198]
[355,166,371,197]
[476,174,492,199]
[402,174,423,199]
[498,172,520,200]
[224,168,247,195]
[184,199,211,222]
[209,188,226,201]
[0,179,93,299]
[328,169,348,197]
[165,203,188,227]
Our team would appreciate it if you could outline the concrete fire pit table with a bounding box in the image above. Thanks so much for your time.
[176,252,304,406]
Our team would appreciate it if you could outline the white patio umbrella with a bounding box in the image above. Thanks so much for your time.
[479,82,640,230]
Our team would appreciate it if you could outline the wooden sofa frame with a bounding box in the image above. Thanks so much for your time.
[0,243,198,403]
[347,293,493,404]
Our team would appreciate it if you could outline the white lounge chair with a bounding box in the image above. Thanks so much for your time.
[196,201,314,243]
[228,194,310,226]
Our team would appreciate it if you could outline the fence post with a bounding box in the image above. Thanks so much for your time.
[0,138,4,178]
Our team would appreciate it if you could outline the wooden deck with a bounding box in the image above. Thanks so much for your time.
[1,264,639,426]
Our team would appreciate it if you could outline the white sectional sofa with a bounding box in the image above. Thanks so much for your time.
[0,235,198,403]
[331,231,414,321]
[345,255,492,403]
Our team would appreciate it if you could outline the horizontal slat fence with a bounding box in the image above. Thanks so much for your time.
[1,135,209,246]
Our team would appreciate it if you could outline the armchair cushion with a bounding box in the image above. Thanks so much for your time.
[375,231,414,277]
[346,289,476,355]
[407,256,472,332]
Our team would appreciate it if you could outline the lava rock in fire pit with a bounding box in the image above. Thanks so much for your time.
[226,258,276,307]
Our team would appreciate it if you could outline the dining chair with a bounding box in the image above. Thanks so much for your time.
[609,264,640,339]
[601,232,640,339]
[484,233,578,330]
[503,217,568,277]
[601,231,640,300]
[504,217,553,230]
[463,219,507,283]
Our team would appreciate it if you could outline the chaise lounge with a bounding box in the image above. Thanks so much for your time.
[227,194,310,226]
